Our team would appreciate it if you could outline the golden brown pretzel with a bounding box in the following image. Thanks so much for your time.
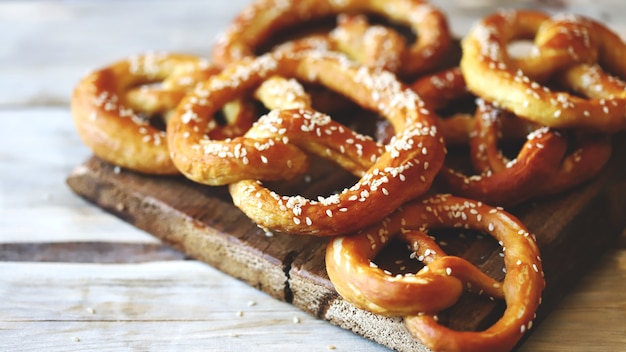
[71,52,255,174]
[212,0,451,78]
[440,100,612,206]
[326,194,544,352]
[167,50,446,236]
[470,100,613,192]
[460,10,626,132]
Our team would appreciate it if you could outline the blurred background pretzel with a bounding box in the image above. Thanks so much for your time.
[71,52,255,174]
[211,0,452,79]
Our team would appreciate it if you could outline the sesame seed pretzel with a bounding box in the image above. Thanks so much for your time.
[460,10,626,132]
[373,68,553,206]
[438,100,613,206]
[326,194,545,352]
[211,0,451,79]
[167,50,446,236]
[71,52,255,174]
[469,101,613,198]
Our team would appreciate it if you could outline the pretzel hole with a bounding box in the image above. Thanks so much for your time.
[262,153,360,199]
[371,229,502,277]
[217,94,259,127]
[127,109,167,132]
[147,113,167,131]
[123,81,178,128]
[507,39,537,59]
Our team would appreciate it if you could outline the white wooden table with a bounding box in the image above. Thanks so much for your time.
[2,1,625,351]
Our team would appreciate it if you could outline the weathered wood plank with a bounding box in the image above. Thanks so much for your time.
[0,242,185,263]
[0,261,385,352]
[65,135,626,351]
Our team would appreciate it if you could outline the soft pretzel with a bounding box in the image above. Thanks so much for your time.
[229,52,447,236]
[460,10,626,132]
[167,50,446,236]
[471,100,613,192]
[404,58,612,206]
[438,100,613,206]
[326,194,544,352]
[71,52,255,174]
[212,0,451,78]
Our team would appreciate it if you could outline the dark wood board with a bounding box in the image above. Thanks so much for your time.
[66,135,626,352]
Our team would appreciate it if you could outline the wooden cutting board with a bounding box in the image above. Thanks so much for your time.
[66,134,626,352]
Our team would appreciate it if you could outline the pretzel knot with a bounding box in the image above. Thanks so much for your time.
[211,0,451,78]
[71,52,255,174]
[326,194,545,352]
[167,50,446,236]
[461,10,626,132]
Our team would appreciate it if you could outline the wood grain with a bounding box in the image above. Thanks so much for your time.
[0,261,384,352]
[66,135,626,351]
[0,242,185,263]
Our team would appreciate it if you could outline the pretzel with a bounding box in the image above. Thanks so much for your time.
[229,53,446,236]
[326,194,544,352]
[460,10,626,132]
[167,50,446,236]
[473,102,612,190]
[211,0,451,78]
[71,52,255,174]
[438,100,613,206]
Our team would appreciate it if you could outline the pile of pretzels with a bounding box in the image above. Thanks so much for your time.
[71,1,626,351]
